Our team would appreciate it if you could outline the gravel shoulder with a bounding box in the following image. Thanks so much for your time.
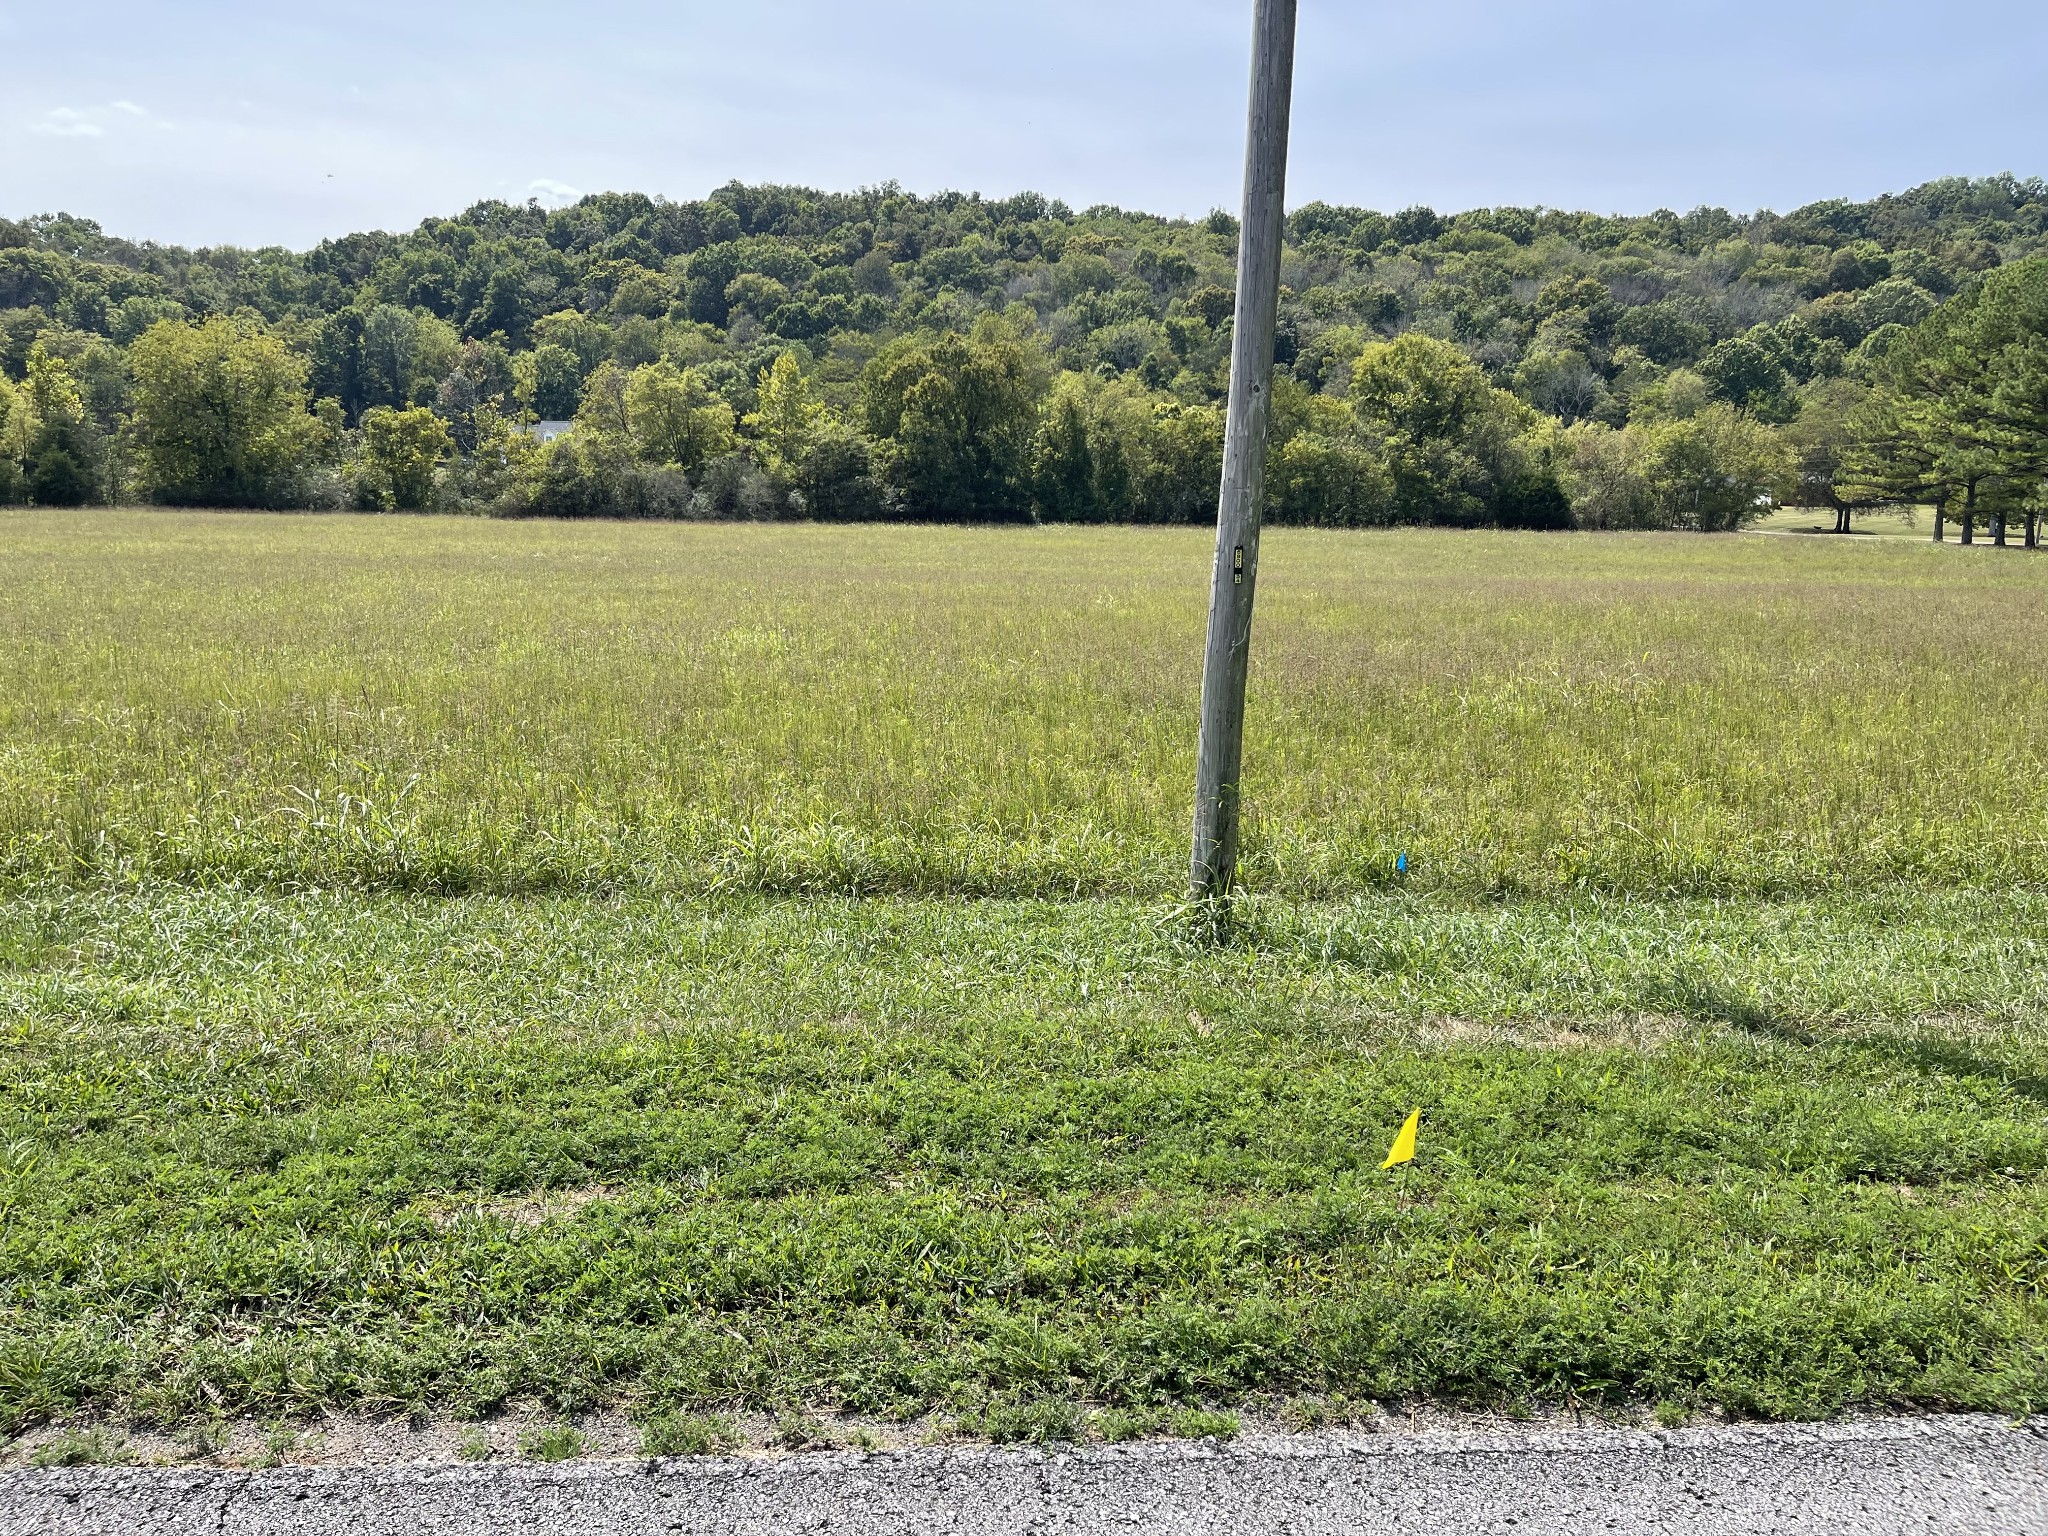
[4,1416,2044,1536]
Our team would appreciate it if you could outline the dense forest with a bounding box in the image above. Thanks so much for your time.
[2,174,2046,532]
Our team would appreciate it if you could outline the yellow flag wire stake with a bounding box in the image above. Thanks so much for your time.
[1382,1109,1421,1171]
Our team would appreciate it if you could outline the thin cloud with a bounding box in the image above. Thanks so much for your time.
[527,178,580,208]
[27,101,168,138]
[32,108,104,138]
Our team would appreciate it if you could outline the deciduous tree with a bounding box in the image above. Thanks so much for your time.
[129,318,318,507]
[622,361,735,471]
[864,317,1044,521]
[1350,333,1553,525]
[744,352,825,477]
[358,406,454,511]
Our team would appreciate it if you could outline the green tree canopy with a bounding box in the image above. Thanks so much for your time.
[744,352,825,477]
[623,361,735,471]
[864,316,1045,521]
[9,177,2046,527]
[1350,333,1547,525]
[1782,378,1891,530]
[128,317,318,507]
[1564,406,1790,531]
[359,405,454,511]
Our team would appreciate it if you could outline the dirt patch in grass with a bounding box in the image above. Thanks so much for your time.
[410,1187,629,1231]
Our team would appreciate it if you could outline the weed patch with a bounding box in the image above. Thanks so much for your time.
[640,1414,737,1458]
[521,1424,586,1463]
[28,1429,125,1468]
[977,1399,1085,1446]
[1170,1410,1241,1441]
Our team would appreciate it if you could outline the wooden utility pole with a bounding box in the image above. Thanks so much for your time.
[1190,0,1299,904]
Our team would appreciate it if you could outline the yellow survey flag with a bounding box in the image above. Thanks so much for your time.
[1382,1109,1421,1170]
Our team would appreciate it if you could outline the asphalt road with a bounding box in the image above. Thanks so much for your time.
[4,1416,2044,1536]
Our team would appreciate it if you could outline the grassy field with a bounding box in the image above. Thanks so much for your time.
[5,511,2047,900]
[2,511,2045,1447]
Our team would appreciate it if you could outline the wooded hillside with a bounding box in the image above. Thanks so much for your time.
[3,176,2044,526]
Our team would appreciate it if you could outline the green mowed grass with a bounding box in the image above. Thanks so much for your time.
[1,512,2044,1435]
[2,888,2045,1427]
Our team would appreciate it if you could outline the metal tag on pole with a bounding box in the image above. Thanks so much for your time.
[1190,0,1299,906]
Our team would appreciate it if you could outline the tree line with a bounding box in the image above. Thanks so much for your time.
[1,176,2044,530]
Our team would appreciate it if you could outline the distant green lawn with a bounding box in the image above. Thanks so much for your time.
[1,513,2044,1437]
[1752,505,2044,544]
[1749,507,1929,539]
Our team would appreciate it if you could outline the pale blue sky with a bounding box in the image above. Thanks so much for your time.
[4,0,2042,249]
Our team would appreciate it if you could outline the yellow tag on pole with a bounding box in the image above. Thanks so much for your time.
[1382,1109,1421,1170]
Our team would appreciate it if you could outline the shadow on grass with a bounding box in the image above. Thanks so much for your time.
[1639,969,1816,1046]
[1644,966,2048,1113]
[1850,1035,2048,1114]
